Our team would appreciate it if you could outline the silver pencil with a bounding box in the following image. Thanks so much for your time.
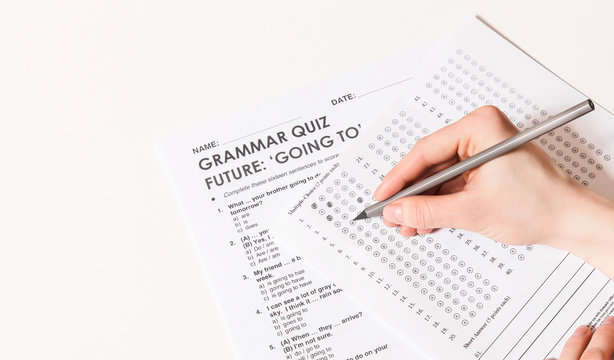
[353,99,595,220]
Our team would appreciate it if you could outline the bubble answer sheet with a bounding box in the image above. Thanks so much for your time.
[275,17,614,360]
[156,42,441,359]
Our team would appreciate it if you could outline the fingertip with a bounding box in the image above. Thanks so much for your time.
[559,325,593,359]
[373,183,390,201]
[594,316,614,336]
[571,325,591,337]
[417,228,433,235]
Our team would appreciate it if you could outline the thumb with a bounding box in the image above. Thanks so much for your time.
[382,192,469,230]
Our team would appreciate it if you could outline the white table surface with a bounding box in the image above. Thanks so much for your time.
[1,1,613,359]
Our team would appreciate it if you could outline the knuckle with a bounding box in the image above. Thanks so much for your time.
[412,137,426,153]
[471,105,503,119]
[407,140,433,168]
[466,105,518,138]
[467,105,507,126]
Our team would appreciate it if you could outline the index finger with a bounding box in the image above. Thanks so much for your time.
[580,317,614,359]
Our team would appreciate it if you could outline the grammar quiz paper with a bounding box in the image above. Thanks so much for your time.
[157,43,436,360]
[276,18,614,360]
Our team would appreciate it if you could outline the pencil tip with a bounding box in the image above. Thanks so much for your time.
[353,211,368,221]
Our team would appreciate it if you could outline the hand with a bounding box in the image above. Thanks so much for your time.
[376,105,578,244]
[375,106,614,278]
[548,317,614,360]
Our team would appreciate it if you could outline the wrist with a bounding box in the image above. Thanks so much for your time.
[551,182,614,278]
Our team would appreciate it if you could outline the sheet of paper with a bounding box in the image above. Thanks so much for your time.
[276,17,614,360]
[157,42,438,360]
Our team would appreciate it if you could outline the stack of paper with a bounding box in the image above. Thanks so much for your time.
[158,17,614,360]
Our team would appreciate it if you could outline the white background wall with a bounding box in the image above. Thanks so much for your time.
[1,1,613,359]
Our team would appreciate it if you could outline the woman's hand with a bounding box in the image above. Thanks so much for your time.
[376,105,614,279]
[549,317,614,360]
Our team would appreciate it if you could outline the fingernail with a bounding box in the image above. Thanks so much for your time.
[604,316,614,325]
[383,204,403,224]
[572,325,590,336]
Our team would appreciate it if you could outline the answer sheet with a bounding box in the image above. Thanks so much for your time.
[157,43,437,359]
[276,18,614,359]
